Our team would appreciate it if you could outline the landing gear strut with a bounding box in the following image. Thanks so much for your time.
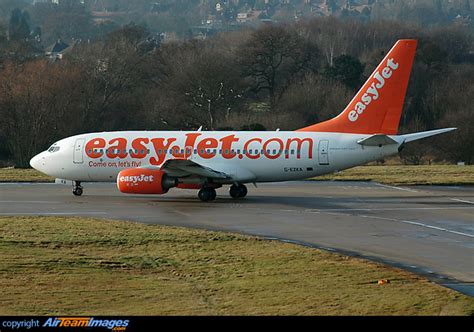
[72,181,83,196]
[229,184,247,199]
[198,187,217,202]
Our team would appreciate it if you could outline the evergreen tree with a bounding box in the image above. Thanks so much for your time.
[8,8,30,41]
[8,8,21,40]
[324,54,365,90]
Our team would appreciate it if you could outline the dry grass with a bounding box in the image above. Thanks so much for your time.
[0,168,54,182]
[0,216,473,316]
[313,165,474,186]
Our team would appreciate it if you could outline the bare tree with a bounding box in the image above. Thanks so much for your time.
[0,60,83,167]
[151,40,245,130]
[238,24,318,110]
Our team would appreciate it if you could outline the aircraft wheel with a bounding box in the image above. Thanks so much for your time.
[229,184,240,198]
[73,186,83,196]
[239,184,248,198]
[210,188,217,201]
[229,184,247,199]
[198,187,216,202]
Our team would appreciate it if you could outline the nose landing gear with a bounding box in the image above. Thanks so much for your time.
[229,184,247,199]
[72,181,83,196]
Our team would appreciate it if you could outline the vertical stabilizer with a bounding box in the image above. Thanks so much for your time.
[297,39,417,135]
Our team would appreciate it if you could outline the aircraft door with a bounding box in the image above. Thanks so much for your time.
[73,138,85,164]
[318,140,329,165]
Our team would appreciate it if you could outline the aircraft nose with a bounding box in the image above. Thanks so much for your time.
[30,152,45,171]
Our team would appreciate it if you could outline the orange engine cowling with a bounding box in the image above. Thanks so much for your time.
[117,168,177,194]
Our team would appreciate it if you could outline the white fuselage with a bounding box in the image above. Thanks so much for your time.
[30,131,401,183]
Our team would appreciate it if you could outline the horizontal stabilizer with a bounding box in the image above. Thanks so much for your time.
[357,134,398,146]
[401,128,457,143]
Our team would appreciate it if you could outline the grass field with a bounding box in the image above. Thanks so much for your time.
[1,216,473,315]
[1,165,472,185]
[0,167,54,182]
[312,165,474,185]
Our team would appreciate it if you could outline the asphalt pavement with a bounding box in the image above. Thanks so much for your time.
[1,181,473,294]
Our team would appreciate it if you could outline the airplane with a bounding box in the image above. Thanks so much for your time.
[30,39,456,202]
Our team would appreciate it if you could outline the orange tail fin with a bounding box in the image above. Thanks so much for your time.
[297,39,417,135]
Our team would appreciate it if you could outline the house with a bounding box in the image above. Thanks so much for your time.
[33,0,59,4]
[236,12,248,22]
[45,39,78,60]
[91,11,126,24]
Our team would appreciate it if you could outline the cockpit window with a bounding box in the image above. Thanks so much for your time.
[47,145,60,153]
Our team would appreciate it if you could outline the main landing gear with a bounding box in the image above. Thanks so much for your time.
[72,181,83,196]
[229,184,247,199]
[198,187,217,202]
[197,184,248,202]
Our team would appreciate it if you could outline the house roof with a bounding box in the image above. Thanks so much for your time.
[46,39,69,54]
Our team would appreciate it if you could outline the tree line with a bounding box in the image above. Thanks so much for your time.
[0,17,473,167]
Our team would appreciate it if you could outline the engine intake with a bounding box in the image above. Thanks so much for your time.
[117,168,177,194]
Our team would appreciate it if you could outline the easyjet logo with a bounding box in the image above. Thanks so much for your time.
[119,174,154,184]
[348,58,399,122]
[85,134,313,166]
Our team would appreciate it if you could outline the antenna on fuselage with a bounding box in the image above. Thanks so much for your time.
[197,126,202,131]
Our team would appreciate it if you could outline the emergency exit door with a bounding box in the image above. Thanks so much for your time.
[318,140,329,165]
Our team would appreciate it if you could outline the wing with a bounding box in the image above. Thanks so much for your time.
[158,158,231,179]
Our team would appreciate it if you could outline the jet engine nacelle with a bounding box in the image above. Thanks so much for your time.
[117,168,177,194]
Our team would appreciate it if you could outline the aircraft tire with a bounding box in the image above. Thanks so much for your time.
[239,184,248,198]
[198,187,216,202]
[73,186,83,196]
[230,184,247,199]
